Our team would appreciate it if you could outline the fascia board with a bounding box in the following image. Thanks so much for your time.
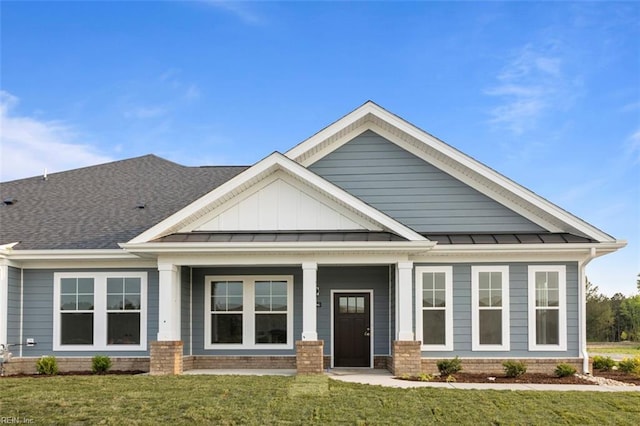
[426,241,626,256]
[129,151,427,243]
[4,249,143,261]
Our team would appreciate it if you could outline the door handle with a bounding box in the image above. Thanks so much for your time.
[364,327,370,337]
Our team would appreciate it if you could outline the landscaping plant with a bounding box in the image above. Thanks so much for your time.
[592,355,616,371]
[91,355,112,374]
[502,360,527,378]
[554,363,577,378]
[437,356,462,376]
[617,356,640,376]
[36,356,59,375]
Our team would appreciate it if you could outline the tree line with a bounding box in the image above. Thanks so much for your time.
[586,274,640,342]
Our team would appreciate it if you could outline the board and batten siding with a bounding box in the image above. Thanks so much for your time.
[317,266,391,356]
[190,266,303,356]
[417,262,579,358]
[7,267,21,348]
[19,268,158,357]
[309,130,545,233]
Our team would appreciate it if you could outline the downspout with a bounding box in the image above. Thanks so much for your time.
[579,247,597,374]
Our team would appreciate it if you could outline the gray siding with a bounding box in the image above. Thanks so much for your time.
[7,267,21,347]
[181,266,191,356]
[21,268,158,357]
[309,130,544,233]
[317,266,391,356]
[191,267,303,356]
[419,262,579,358]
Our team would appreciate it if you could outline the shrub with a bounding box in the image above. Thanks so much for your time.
[36,356,58,375]
[91,355,112,374]
[555,363,577,377]
[617,357,640,375]
[592,355,616,371]
[417,373,433,382]
[502,360,527,378]
[436,357,462,376]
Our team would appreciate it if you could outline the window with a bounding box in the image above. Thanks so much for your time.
[415,266,453,351]
[204,276,293,349]
[472,266,510,351]
[54,272,147,351]
[528,265,566,351]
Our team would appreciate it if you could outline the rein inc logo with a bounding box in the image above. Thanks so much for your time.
[0,418,34,424]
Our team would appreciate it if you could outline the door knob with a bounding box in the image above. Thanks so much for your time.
[364,327,370,337]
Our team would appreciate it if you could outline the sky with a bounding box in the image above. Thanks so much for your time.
[1,1,638,296]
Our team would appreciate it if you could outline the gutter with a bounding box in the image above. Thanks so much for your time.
[579,247,597,374]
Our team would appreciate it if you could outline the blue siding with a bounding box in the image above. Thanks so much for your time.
[191,267,303,356]
[7,267,21,347]
[20,268,158,357]
[180,266,191,356]
[317,266,391,356]
[309,130,545,233]
[418,262,580,358]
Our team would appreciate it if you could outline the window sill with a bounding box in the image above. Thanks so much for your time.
[204,343,294,350]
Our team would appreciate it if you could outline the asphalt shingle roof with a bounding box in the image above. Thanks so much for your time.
[0,155,247,249]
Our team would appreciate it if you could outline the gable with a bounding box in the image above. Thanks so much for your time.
[310,130,545,234]
[190,172,376,232]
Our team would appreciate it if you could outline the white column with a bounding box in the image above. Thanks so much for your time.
[0,263,8,346]
[157,262,181,341]
[396,261,414,341]
[301,262,318,341]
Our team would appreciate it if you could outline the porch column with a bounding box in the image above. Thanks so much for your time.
[396,261,414,340]
[151,262,183,375]
[301,262,318,340]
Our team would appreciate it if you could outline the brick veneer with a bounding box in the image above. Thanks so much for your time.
[150,341,183,375]
[185,355,296,369]
[390,340,421,376]
[1,357,149,376]
[421,358,589,375]
[296,340,324,374]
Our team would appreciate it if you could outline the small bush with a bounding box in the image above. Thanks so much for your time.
[91,355,112,374]
[592,355,616,371]
[502,360,527,378]
[555,363,577,377]
[617,357,640,375]
[436,357,462,376]
[417,373,433,382]
[36,356,58,375]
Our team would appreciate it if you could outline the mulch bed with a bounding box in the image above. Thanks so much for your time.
[592,370,640,385]
[399,373,595,385]
[2,370,145,378]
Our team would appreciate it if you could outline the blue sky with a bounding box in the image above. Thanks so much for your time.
[1,1,638,295]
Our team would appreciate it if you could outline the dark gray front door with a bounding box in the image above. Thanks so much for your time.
[334,293,371,367]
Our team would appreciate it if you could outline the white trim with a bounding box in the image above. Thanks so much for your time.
[19,268,23,357]
[471,266,510,351]
[528,265,567,351]
[301,262,318,341]
[53,272,148,352]
[396,261,414,340]
[203,275,294,350]
[415,266,453,351]
[0,263,8,346]
[285,101,616,243]
[330,289,374,369]
[128,152,427,244]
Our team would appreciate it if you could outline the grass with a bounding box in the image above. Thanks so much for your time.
[588,342,640,356]
[1,375,639,425]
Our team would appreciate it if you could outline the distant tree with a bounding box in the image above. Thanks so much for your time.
[610,292,627,341]
[586,280,614,341]
[620,295,640,341]
[637,273,640,294]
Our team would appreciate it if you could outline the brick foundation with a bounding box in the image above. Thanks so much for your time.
[1,357,149,376]
[390,340,421,376]
[185,355,296,369]
[420,358,588,375]
[296,340,324,374]
[150,341,183,375]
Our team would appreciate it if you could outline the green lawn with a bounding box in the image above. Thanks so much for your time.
[588,343,640,356]
[1,375,639,425]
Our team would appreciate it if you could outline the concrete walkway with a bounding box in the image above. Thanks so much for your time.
[184,368,639,392]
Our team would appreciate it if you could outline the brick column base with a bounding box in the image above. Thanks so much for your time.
[391,340,421,376]
[150,341,184,375]
[296,340,324,374]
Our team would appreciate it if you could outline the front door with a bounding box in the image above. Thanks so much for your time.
[334,292,371,367]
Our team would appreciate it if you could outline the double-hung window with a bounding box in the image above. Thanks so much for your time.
[204,275,293,349]
[528,265,566,351]
[54,272,147,351]
[415,266,453,351]
[472,266,510,351]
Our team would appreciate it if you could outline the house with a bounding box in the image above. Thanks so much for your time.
[0,102,625,376]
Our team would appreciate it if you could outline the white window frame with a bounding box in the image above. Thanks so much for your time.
[528,265,567,351]
[471,266,510,351]
[204,275,294,350]
[415,266,453,351]
[53,272,148,351]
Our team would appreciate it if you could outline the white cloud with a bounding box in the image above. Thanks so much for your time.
[0,91,112,181]
[486,44,572,134]
[203,0,265,25]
